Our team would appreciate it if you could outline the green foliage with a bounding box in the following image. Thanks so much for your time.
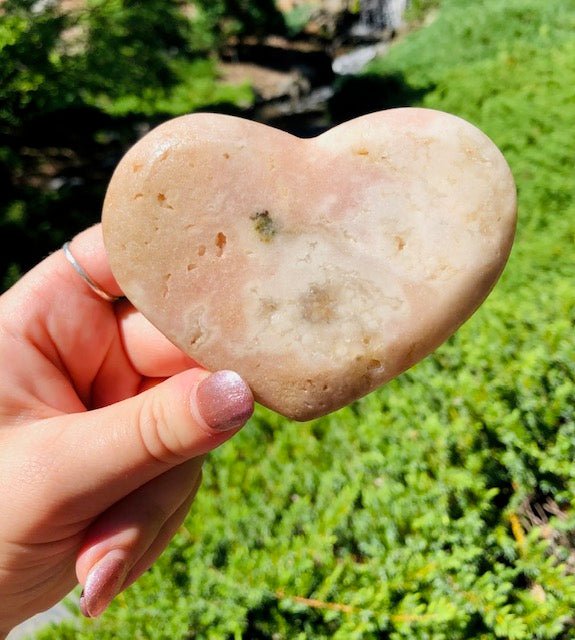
[284,3,317,38]
[369,0,575,85]
[0,0,257,125]
[76,0,208,111]
[22,0,575,638]
[404,0,441,22]
[0,3,71,127]
[192,0,286,42]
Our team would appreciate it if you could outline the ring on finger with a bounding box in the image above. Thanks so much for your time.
[62,241,123,303]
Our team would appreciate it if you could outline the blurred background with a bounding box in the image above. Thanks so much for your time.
[3,1,575,639]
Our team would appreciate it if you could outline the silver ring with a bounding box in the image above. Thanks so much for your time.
[63,242,122,302]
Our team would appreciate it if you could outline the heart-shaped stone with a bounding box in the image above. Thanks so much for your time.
[102,108,516,420]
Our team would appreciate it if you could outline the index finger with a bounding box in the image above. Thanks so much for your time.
[117,304,198,378]
[65,224,124,301]
[72,225,198,377]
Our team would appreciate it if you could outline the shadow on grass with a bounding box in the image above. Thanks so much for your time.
[329,72,433,124]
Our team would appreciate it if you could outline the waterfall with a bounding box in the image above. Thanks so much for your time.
[359,0,409,32]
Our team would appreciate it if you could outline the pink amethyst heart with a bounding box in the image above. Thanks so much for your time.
[102,108,516,420]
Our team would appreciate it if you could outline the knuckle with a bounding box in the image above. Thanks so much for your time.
[138,501,172,530]
[135,393,187,466]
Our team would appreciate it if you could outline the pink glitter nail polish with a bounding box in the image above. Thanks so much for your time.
[80,551,128,618]
[196,370,254,432]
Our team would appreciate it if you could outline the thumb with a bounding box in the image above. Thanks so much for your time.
[30,369,253,514]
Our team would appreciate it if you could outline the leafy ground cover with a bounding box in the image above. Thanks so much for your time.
[31,0,575,638]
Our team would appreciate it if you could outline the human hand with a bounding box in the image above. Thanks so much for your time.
[0,225,253,637]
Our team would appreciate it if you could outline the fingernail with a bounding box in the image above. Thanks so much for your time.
[80,550,128,618]
[196,370,254,432]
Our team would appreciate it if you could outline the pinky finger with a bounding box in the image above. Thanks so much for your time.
[79,478,200,619]
[77,460,204,618]
[122,472,202,592]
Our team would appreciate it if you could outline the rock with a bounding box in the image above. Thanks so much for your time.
[102,108,516,421]
[332,43,388,75]
[219,62,309,103]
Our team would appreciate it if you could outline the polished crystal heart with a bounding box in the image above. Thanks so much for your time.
[102,108,516,420]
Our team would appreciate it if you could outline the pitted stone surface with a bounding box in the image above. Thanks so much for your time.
[103,108,516,420]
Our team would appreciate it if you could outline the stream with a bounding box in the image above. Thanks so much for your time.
[224,17,399,137]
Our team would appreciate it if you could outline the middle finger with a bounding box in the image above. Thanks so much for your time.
[117,304,198,378]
